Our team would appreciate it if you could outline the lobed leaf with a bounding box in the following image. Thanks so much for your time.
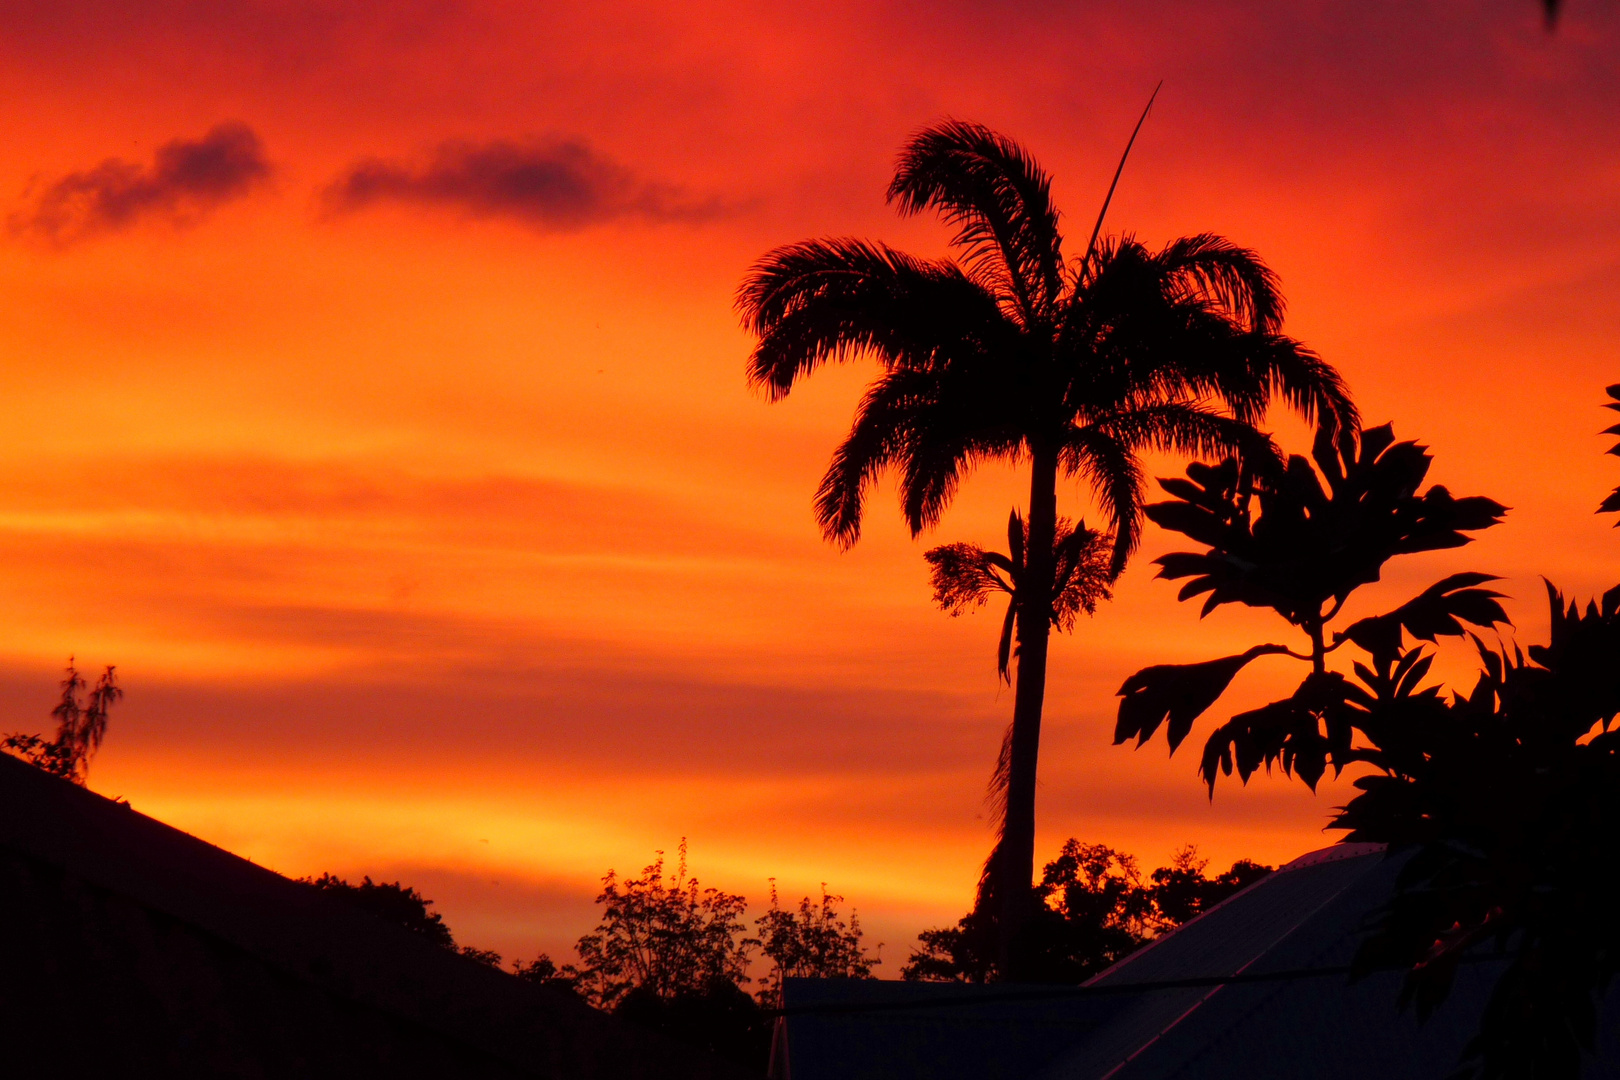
[1114,644,1290,752]
[1336,573,1509,664]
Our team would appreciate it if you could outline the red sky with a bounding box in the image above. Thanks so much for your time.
[0,0,1616,965]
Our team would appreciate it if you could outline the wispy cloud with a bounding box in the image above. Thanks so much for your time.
[10,122,272,244]
[323,138,727,230]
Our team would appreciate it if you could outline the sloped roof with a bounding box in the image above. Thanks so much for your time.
[0,752,748,1079]
[773,975,1126,1080]
[775,845,1620,1080]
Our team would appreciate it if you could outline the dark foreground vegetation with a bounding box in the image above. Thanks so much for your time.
[902,841,1270,984]
[297,838,1269,1072]
[1112,400,1620,1078]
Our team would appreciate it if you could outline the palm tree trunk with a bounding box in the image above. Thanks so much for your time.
[996,444,1059,980]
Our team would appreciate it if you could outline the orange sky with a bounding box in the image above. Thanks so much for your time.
[0,0,1617,965]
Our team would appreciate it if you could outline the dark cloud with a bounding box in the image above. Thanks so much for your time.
[323,138,727,229]
[10,122,272,244]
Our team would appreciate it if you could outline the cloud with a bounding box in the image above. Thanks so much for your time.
[10,122,272,244]
[323,138,727,229]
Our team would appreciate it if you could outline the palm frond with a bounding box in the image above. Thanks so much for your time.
[930,511,1112,682]
[737,238,1006,400]
[1087,401,1278,467]
[1051,522,1114,632]
[928,535,1018,681]
[1213,334,1358,437]
[998,601,1018,681]
[893,377,1028,537]
[815,356,1027,544]
[901,441,1020,538]
[984,720,1014,845]
[925,541,1012,616]
[1061,428,1147,577]
[814,368,931,545]
[888,121,1065,324]
[1152,233,1285,334]
[1064,239,1358,441]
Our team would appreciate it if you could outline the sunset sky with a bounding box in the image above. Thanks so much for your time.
[1,0,1617,965]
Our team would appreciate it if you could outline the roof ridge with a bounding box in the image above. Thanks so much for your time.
[1277,842,1386,873]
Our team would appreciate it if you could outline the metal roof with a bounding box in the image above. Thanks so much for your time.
[776,845,1620,1080]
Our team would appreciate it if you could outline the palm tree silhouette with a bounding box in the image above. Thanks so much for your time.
[928,511,1112,924]
[737,120,1356,976]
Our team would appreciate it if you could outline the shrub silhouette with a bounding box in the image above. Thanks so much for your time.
[304,873,504,966]
[754,883,879,1006]
[903,840,1271,984]
[1599,383,1620,523]
[1336,583,1620,1080]
[545,841,768,1068]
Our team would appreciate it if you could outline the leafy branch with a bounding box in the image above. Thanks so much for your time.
[1113,423,1508,794]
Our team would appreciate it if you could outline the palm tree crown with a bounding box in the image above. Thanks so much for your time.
[739,121,1356,573]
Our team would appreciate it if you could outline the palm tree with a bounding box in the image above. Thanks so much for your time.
[737,121,1357,976]
[927,512,1112,923]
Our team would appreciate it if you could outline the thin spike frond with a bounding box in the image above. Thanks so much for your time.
[1078,83,1161,274]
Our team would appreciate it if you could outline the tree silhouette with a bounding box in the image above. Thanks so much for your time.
[1114,410,1620,1076]
[927,512,1113,929]
[1114,422,1507,794]
[569,842,756,1010]
[738,120,1355,975]
[902,839,1272,983]
[1144,847,1272,931]
[1600,383,1620,523]
[511,952,572,987]
[1335,583,1620,1080]
[753,883,879,1006]
[559,842,768,1068]
[303,872,505,966]
[1,659,121,784]
[305,873,457,947]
